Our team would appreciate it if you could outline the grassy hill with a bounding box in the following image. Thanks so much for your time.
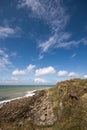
[0,78,87,130]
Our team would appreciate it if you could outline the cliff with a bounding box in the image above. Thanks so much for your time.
[0,78,87,130]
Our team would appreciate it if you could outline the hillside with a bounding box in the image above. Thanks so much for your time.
[0,78,87,130]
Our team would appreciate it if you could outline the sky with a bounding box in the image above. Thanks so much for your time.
[0,0,87,85]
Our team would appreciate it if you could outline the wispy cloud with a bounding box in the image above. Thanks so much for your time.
[38,34,57,53]
[0,26,21,39]
[12,64,36,76]
[18,0,45,17]
[18,0,87,59]
[71,53,77,58]
[18,0,70,57]
[39,32,87,55]
[18,0,68,32]
[39,32,71,53]
[0,49,13,71]
[56,38,87,48]
[38,54,44,60]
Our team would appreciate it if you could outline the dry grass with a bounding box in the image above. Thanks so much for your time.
[0,78,87,130]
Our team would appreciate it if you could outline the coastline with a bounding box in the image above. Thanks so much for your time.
[0,88,50,108]
[0,79,87,130]
[0,90,36,108]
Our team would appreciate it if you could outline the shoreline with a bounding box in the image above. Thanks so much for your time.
[0,88,50,108]
[0,90,36,108]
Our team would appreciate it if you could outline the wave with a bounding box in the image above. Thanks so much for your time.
[0,90,36,108]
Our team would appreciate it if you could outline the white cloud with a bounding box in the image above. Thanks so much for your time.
[34,78,45,83]
[39,34,57,52]
[57,70,68,77]
[19,0,87,56]
[27,64,35,71]
[83,75,87,79]
[12,64,35,76]
[19,0,69,55]
[18,0,68,31]
[56,38,87,48]
[39,32,71,53]
[68,72,79,77]
[12,69,26,75]
[57,70,79,78]
[18,0,87,58]
[18,0,45,16]
[39,33,87,54]
[38,54,44,60]
[0,26,16,39]
[35,66,55,76]
[18,0,69,39]
[0,26,22,39]
[0,49,13,71]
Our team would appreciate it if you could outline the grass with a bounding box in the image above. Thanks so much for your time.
[0,78,87,130]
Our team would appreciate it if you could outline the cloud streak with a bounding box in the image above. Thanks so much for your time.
[71,53,77,58]
[0,49,13,71]
[0,26,21,39]
[39,32,71,53]
[18,0,87,58]
[18,0,45,16]
[39,32,87,55]
[18,0,70,57]
[18,0,68,31]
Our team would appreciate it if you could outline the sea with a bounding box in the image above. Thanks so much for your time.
[0,85,53,107]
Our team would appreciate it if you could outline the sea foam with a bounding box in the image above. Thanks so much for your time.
[0,90,36,108]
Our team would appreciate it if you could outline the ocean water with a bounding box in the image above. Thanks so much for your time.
[0,85,53,103]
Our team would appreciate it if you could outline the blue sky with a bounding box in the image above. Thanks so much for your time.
[0,0,87,85]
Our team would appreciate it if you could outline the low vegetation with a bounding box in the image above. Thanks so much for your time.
[0,78,87,130]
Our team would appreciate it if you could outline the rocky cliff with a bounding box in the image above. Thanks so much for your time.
[0,78,87,130]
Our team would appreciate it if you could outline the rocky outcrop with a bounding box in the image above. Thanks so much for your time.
[0,78,87,130]
[0,89,57,127]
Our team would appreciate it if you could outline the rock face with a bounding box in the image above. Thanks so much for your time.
[0,90,57,127]
[0,78,87,130]
[26,90,57,126]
